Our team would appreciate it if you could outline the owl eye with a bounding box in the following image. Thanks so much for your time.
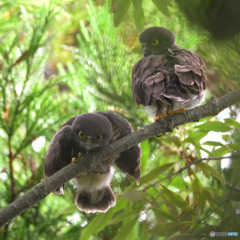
[151,40,159,46]
[79,131,85,139]
[95,135,102,141]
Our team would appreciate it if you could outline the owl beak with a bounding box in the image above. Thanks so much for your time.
[85,137,92,152]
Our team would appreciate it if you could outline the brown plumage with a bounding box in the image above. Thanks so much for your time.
[132,27,207,119]
[44,111,141,213]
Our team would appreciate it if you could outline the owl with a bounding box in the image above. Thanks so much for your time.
[44,111,141,213]
[132,27,207,121]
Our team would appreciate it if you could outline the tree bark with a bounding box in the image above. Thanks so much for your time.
[0,88,240,228]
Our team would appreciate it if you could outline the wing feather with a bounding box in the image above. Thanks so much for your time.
[98,111,141,184]
[44,125,75,178]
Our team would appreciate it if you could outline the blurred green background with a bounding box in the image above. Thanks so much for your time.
[0,0,240,239]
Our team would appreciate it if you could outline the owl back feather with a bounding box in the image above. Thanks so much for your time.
[132,49,207,112]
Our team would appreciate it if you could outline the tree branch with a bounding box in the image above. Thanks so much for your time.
[0,88,240,228]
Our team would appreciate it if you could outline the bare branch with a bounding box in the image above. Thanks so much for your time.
[0,88,240,228]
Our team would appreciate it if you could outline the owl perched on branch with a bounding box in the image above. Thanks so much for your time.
[44,111,141,213]
[132,27,207,121]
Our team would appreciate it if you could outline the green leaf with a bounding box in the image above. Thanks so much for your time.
[196,162,224,182]
[184,131,209,144]
[202,141,223,146]
[161,185,195,215]
[149,221,193,236]
[152,0,171,17]
[140,140,150,171]
[162,135,181,147]
[224,118,240,129]
[195,121,232,132]
[113,0,131,26]
[132,0,145,30]
[141,162,174,184]
[139,221,149,240]
[224,193,240,201]
[109,210,136,225]
[162,150,178,157]
[210,145,230,157]
[123,189,146,201]
[113,217,138,240]
[222,134,230,142]
[80,209,115,240]
[152,207,178,221]
[228,143,240,151]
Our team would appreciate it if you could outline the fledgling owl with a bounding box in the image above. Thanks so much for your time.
[44,111,141,213]
[132,27,207,121]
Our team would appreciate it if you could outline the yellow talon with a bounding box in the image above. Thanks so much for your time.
[78,152,82,158]
[108,158,113,163]
[95,173,102,177]
[168,108,186,116]
[81,172,87,176]
[72,157,77,163]
[75,175,80,179]
[154,112,167,122]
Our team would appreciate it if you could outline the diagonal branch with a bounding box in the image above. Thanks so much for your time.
[0,88,240,228]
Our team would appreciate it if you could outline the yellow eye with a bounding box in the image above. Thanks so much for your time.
[151,40,159,46]
[79,131,85,138]
[95,135,102,141]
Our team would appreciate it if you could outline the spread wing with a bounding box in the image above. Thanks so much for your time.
[132,49,207,106]
[98,111,141,184]
[44,125,75,178]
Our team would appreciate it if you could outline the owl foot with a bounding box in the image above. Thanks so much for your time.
[72,157,77,163]
[167,108,186,116]
[154,112,167,122]
[78,152,82,157]
[107,158,113,163]
[95,173,102,177]
[75,172,87,179]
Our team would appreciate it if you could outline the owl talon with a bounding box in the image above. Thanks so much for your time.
[76,175,80,179]
[72,157,77,163]
[78,152,82,158]
[95,173,102,177]
[108,158,113,163]
[81,172,87,176]
[154,112,167,122]
[168,108,186,116]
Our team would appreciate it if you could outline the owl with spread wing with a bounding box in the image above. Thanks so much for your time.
[44,111,141,213]
[132,27,207,121]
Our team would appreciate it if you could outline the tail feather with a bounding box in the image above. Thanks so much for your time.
[75,186,116,213]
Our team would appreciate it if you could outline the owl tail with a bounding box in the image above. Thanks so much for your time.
[75,186,116,213]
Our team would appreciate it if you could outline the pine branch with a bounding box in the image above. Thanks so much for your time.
[0,88,240,228]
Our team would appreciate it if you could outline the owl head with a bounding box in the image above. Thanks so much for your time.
[139,27,176,57]
[72,113,113,152]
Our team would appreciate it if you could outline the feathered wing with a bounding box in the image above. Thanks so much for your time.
[98,111,141,184]
[44,125,75,194]
[132,49,207,108]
